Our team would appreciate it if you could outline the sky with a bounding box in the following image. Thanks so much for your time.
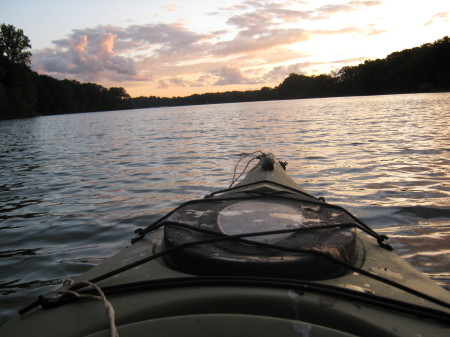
[1,0,449,98]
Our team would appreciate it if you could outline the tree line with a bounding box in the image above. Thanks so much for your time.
[1,23,449,120]
[125,36,450,108]
[0,54,130,119]
[0,23,131,120]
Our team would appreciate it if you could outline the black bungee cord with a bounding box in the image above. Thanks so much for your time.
[131,181,392,250]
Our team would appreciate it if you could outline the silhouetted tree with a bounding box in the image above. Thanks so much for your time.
[0,24,32,64]
[335,36,450,95]
[109,87,131,100]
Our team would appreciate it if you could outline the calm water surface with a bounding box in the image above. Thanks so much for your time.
[1,93,449,324]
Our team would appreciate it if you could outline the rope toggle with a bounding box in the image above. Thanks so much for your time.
[377,235,393,251]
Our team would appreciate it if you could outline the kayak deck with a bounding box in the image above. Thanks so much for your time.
[1,153,449,337]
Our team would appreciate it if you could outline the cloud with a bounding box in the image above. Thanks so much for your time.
[224,3,311,38]
[32,28,141,82]
[157,74,215,89]
[214,0,382,56]
[262,55,371,83]
[158,77,188,89]
[312,26,384,37]
[425,11,450,25]
[313,0,382,18]
[215,28,311,56]
[31,22,211,82]
[165,3,178,12]
[121,23,207,50]
[222,0,382,26]
[30,0,386,94]
[263,63,308,83]
[192,74,215,87]
[211,66,260,85]
[351,0,382,6]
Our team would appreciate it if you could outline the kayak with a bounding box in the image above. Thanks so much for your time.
[1,153,449,337]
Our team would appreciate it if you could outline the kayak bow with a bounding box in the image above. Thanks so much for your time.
[1,153,449,337]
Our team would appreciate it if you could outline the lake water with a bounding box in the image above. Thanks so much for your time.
[0,93,449,324]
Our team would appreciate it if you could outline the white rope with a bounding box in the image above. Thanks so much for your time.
[230,151,265,188]
[48,279,119,337]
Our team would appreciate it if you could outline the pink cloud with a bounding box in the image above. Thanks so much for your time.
[32,29,142,82]
[98,33,116,54]
[73,35,88,52]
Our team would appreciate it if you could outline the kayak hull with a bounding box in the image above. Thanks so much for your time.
[1,154,449,337]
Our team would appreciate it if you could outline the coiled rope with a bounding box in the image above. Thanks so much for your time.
[45,279,119,337]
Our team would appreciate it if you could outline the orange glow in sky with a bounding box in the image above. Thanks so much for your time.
[2,0,449,97]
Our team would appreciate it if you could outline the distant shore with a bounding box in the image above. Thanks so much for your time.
[1,36,449,120]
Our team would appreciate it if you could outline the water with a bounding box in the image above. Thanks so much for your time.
[0,93,449,324]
